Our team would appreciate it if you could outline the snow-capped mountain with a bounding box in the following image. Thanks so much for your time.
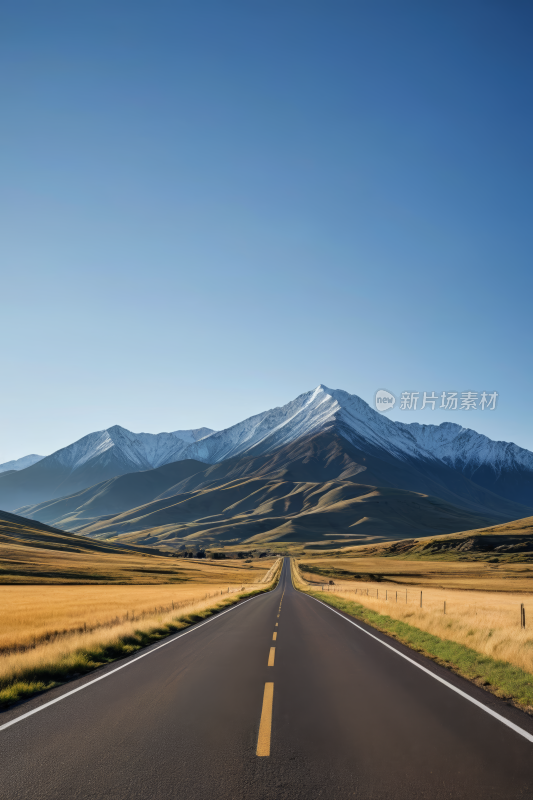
[397,420,533,474]
[1,385,532,514]
[0,454,45,474]
[174,385,533,475]
[167,385,533,508]
[0,426,215,511]
[48,425,214,473]
[177,384,410,463]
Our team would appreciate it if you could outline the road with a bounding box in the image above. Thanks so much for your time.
[2,558,533,799]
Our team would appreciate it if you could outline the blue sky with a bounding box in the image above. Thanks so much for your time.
[1,1,532,460]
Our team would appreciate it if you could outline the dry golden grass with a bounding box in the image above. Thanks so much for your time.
[0,558,274,652]
[0,586,246,683]
[0,558,282,706]
[0,531,275,584]
[301,556,533,592]
[300,568,533,675]
[0,582,250,653]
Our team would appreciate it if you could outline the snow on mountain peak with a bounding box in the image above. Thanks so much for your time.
[0,454,45,474]
[46,425,217,474]
[170,385,533,478]
[172,427,215,444]
[9,386,533,486]
[397,420,533,474]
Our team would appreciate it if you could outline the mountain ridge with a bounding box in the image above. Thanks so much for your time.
[0,454,45,474]
[2,385,533,514]
[19,432,532,553]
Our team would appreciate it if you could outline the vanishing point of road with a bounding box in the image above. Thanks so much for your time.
[3,558,533,799]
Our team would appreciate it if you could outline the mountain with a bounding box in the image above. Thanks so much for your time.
[397,421,533,508]
[3,385,533,534]
[0,454,45,473]
[0,426,214,511]
[22,429,531,533]
[173,385,533,508]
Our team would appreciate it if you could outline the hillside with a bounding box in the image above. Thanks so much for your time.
[322,515,533,563]
[20,459,209,531]
[0,509,188,583]
[73,473,498,552]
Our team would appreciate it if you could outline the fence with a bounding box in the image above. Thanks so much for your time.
[296,564,531,630]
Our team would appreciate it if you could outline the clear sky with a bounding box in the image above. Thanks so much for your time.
[1,1,532,461]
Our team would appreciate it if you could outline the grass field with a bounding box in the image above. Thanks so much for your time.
[0,525,274,585]
[299,556,533,592]
[293,560,533,706]
[0,558,281,707]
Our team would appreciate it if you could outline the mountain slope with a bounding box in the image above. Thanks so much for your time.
[0,508,192,584]
[77,476,496,551]
[21,459,209,531]
[340,515,533,563]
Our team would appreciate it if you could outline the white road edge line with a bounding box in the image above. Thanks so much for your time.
[310,595,533,744]
[0,591,270,733]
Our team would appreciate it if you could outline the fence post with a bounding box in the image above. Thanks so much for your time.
[521,603,525,629]
[420,591,422,608]
[386,590,388,601]
[444,601,446,614]
[396,591,397,602]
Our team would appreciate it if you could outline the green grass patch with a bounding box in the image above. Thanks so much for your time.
[306,589,533,711]
[0,585,274,709]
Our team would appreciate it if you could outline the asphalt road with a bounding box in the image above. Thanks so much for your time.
[3,558,533,799]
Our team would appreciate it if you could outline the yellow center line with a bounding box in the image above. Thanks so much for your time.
[268,647,275,666]
[272,632,277,640]
[256,682,274,757]
[275,622,278,626]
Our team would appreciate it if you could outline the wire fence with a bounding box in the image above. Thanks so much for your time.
[303,574,531,630]
[0,584,257,657]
